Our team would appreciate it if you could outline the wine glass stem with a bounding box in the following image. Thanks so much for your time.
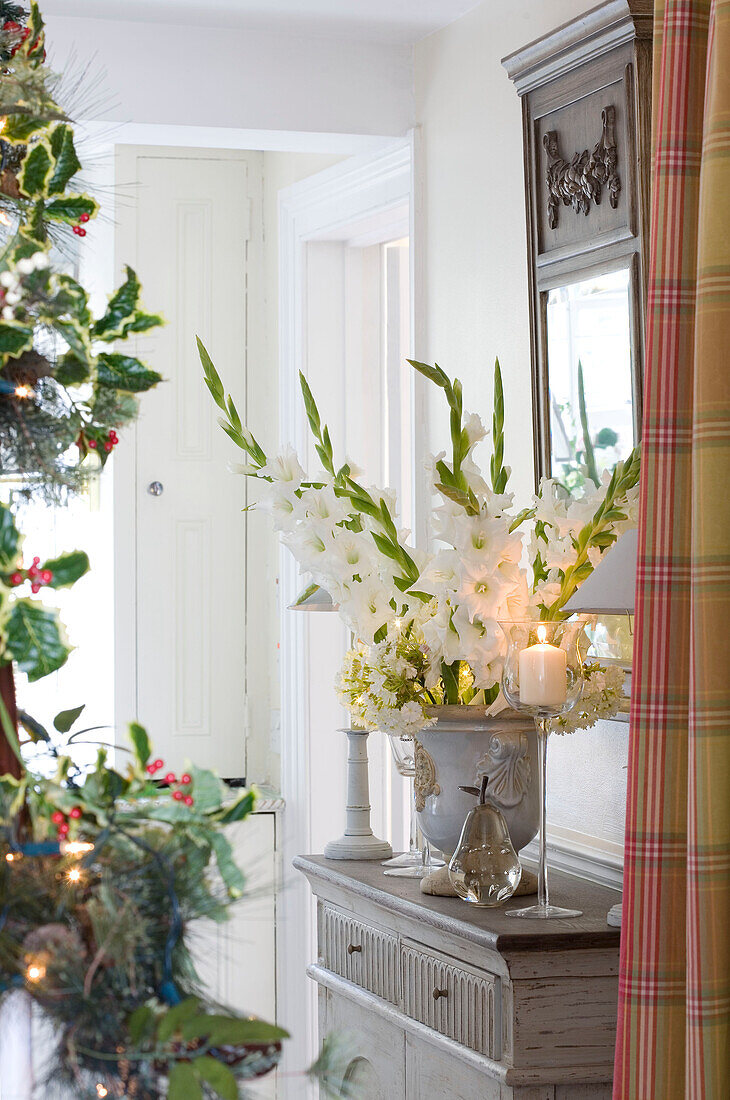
[408,775,419,856]
[536,717,549,909]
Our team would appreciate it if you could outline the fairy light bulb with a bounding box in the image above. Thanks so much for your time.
[61,839,94,857]
[96,1085,108,1098]
[14,384,32,399]
[67,866,82,884]
[26,962,46,982]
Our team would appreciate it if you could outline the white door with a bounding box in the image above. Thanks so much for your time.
[114,147,264,778]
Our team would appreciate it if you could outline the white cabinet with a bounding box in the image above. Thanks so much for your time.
[296,856,620,1100]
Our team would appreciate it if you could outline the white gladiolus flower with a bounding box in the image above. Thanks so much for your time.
[463,412,487,449]
[259,445,305,485]
[457,559,513,623]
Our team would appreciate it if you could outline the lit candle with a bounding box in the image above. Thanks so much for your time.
[518,625,567,707]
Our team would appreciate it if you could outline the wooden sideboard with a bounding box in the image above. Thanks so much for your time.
[295,856,621,1100]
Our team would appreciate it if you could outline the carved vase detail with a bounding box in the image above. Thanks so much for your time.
[475,730,530,809]
[414,741,440,812]
[543,104,621,229]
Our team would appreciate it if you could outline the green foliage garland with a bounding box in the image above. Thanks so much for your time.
[0,2,163,501]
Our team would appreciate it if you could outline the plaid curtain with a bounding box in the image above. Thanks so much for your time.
[614,1,730,1096]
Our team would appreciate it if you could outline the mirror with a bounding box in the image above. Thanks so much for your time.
[545,267,636,488]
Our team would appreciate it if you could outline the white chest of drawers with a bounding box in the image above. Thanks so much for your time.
[295,856,621,1100]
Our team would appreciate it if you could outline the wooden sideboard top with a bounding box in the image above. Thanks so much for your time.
[295,855,621,954]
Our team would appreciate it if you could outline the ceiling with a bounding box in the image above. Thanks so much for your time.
[39,0,483,43]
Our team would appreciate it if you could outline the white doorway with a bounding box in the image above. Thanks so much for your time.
[276,139,415,1088]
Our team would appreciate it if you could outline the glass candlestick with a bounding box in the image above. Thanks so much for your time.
[498,618,586,919]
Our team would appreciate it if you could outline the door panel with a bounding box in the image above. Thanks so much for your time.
[115,148,262,776]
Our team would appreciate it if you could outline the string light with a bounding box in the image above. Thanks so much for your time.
[14,384,32,399]
[61,840,94,857]
[96,1085,108,1098]
[5,851,21,863]
[26,962,46,982]
[67,867,82,884]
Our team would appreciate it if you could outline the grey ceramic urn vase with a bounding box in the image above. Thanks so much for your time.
[414,706,539,862]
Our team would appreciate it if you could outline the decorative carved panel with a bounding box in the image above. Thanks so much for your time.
[544,104,621,229]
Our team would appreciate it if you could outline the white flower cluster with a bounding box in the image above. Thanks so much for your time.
[0,252,49,321]
[335,629,437,738]
[554,661,626,734]
[220,359,639,739]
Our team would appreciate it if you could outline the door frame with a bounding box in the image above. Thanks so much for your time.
[276,134,417,1081]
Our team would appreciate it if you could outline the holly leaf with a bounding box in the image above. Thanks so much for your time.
[53,704,85,733]
[96,352,162,393]
[44,193,99,224]
[17,709,50,743]
[48,124,82,195]
[0,321,34,357]
[168,1063,202,1100]
[5,601,71,682]
[41,550,89,588]
[218,789,256,824]
[128,722,151,770]
[54,352,91,388]
[210,831,246,898]
[92,266,163,342]
[0,503,21,571]
[52,316,93,362]
[18,140,53,198]
[2,115,49,144]
[193,1057,239,1100]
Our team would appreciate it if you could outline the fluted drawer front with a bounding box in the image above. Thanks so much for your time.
[401,941,501,1060]
[319,903,399,1005]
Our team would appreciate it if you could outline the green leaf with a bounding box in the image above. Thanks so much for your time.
[183,1015,289,1045]
[41,550,89,588]
[127,1004,156,1046]
[193,1056,239,1100]
[44,193,99,224]
[17,709,50,743]
[407,359,450,389]
[128,722,151,770]
[218,789,256,824]
[54,352,91,387]
[18,140,53,198]
[53,316,93,362]
[0,504,21,571]
[2,115,49,144]
[168,1063,202,1100]
[5,602,71,682]
[53,704,85,733]
[96,352,162,393]
[0,321,34,357]
[156,996,201,1042]
[47,124,82,195]
[188,765,226,813]
[92,266,163,342]
[210,831,246,897]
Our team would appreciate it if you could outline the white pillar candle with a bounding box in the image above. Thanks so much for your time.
[519,626,567,707]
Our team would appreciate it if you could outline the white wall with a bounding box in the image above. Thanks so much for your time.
[44,14,413,137]
[414,0,628,882]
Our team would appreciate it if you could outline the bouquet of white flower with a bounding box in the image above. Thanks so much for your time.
[200,341,639,738]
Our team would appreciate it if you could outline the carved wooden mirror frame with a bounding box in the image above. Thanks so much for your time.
[503,0,653,486]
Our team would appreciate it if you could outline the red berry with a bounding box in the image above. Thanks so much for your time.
[31,583,40,594]
[79,213,90,223]
[88,439,97,449]
[108,431,118,443]
[32,557,40,566]
[77,228,86,238]
[153,759,164,770]
[41,570,52,584]
[183,795,194,807]
[58,823,69,836]
[69,807,82,820]
[103,441,113,452]
[72,225,81,235]
[172,790,184,801]
[10,572,23,585]
[51,811,65,825]
[3,21,22,31]
[181,773,192,785]
[164,772,176,784]
[146,764,156,775]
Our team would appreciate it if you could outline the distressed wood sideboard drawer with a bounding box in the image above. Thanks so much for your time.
[318,902,399,1004]
[401,940,501,1060]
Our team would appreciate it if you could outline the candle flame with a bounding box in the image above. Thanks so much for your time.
[537,624,547,644]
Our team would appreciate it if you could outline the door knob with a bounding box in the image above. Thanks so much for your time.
[147,481,164,496]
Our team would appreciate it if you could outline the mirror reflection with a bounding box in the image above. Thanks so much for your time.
[546,268,634,488]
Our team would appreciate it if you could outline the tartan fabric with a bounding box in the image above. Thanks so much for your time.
[614,1,730,1097]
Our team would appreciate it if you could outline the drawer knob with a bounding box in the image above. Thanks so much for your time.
[347,943,362,955]
[433,987,448,1001]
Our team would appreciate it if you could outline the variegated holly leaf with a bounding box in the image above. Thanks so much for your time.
[5,601,71,682]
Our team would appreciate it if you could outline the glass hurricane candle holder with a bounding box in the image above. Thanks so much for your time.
[381,732,444,878]
[498,618,587,919]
